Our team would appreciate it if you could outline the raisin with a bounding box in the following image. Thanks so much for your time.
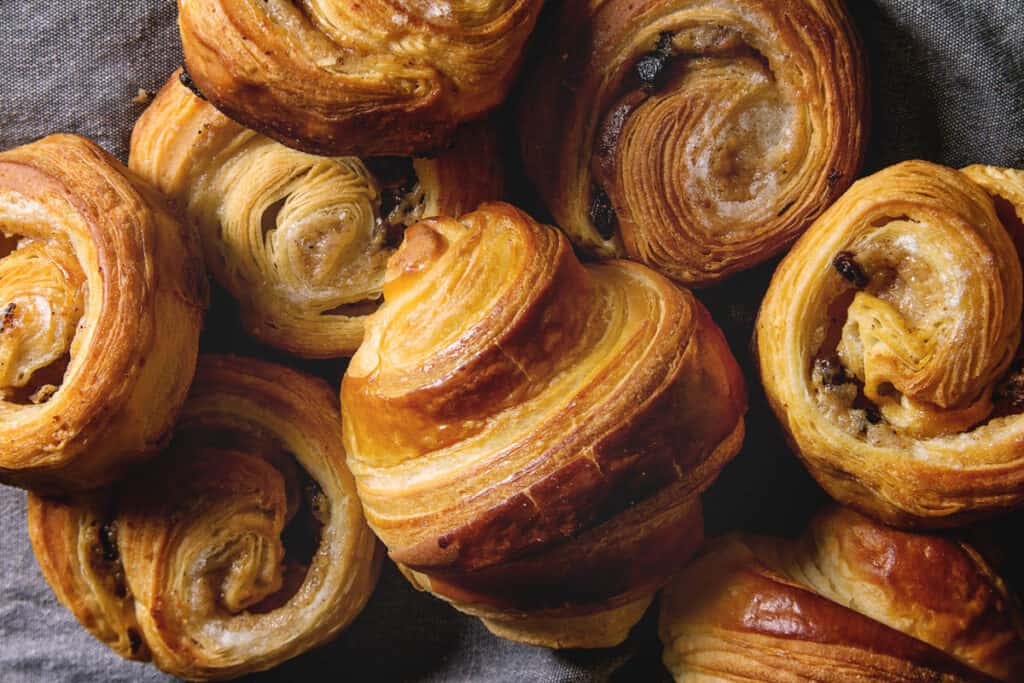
[0,302,16,332]
[995,370,1024,410]
[655,32,674,55]
[589,186,618,240]
[814,357,849,387]
[833,251,869,288]
[634,32,675,92]
[635,53,669,90]
[99,521,119,562]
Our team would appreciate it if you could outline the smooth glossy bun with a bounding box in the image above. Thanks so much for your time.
[0,134,205,492]
[757,160,1024,527]
[660,507,1024,682]
[178,0,544,156]
[342,202,746,648]
[28,355,382,681]
[130,71,502,357]
[520,0,867,286]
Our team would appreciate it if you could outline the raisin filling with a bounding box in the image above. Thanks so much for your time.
[832,251,869,288]
[365,156,424,241]
[992,342,1024,419]
[87,513,129,601]
[588,29,771,242]
[178,424,328,614]
[810,254,887,432]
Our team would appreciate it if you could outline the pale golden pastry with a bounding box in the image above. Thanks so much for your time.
[177,0,544,156]
[520,0,867,286]
[659,507,1024,682]
[28,355,382,681]
[757,160,1024,527]
[0,134,205,493]
[130,72,503,358]
[341,202,747,648]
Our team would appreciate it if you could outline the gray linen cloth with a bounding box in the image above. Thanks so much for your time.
[1,1,1022,681]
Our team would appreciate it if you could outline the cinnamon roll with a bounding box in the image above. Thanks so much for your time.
[177,0,544,156]
[659,506,1024,681]
[0,134,205,493]
[28,355,382,681]
[757,160,1024,527]
[520,0,867,286]
[130,71,502,357]
[341,202,747,648]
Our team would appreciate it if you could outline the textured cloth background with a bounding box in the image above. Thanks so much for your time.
[1,1,1023,682]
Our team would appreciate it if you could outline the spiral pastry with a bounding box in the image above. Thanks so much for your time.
[130,72,502,357]
[520,0,866,286]
[659,507,1024,681]
[0,134,205,492]
[28,355,382,681]
[341,202,747,648]
[757,161,1024,527]
[177,0,544,156]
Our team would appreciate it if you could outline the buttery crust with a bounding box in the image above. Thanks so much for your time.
[659,507,1024,682]
[28,356,382,681]
[520,0,867,286]
[0,134,205,493]
[177,0,544,156]
[757,160,1024,527]
[130,72,502,358]
[341,202,747,647]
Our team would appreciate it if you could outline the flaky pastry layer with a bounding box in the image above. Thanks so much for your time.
[342,202,747,647]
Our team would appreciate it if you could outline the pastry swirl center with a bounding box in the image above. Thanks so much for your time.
[207,145,397,315]
[0,236,84,403]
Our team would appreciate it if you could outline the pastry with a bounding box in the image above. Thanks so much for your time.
[177,0,544,156]
[520,0,867,286]
[130,71,502,357]
[341,202,747,648]
[0,134,205,492]
[659,506,1024,681]
[757,160,1024,527]
[28,355,382,681]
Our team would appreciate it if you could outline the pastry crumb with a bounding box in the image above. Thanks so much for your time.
[132,88,151,104]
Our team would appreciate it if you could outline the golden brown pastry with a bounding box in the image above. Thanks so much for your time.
[0,134,205,493]
[757,160,1024,527]
[520,0,867,286]
[130,71,503,358]
[341,202,747,648]
[28,355,382,681]
[659,507,1024,682]
[177,0,544,156]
